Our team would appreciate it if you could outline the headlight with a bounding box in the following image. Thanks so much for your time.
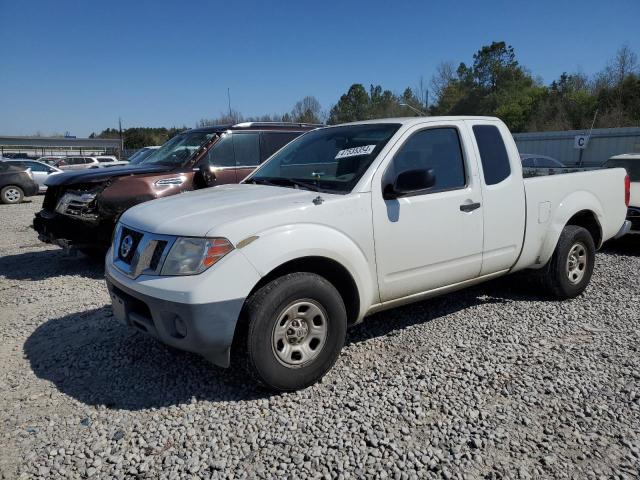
[160,237,234,275]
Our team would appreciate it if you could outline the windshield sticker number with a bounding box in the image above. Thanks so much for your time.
[335,144,376,160]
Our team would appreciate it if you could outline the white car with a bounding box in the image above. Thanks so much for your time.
[2,159,62,191]
[105,116,630,391]
[57,155,120,170]
[604,153,639,234]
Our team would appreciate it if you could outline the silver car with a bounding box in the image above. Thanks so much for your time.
[3,159,62,192]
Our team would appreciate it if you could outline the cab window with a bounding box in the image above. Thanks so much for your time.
[473,125,511,185]
[389,127,466,193]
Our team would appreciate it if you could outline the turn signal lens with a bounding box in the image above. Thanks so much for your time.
[202,238,234,268]
[625,174,630,207]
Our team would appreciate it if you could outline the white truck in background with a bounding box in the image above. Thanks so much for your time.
[105,117,631,391]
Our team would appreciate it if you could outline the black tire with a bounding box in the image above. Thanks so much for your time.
[240,272,347,391]
[78,246,108,261]
[1,185,24,204]
[540,225,595,299]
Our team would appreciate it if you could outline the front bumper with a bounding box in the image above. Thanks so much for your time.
[106,273,243,367]
[33,209,113,248]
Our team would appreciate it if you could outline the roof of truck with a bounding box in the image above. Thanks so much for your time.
[336,116,501,127]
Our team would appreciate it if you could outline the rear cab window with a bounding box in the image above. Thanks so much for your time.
[473,125,511,185]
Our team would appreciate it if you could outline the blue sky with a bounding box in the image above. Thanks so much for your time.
[1,0,639,137]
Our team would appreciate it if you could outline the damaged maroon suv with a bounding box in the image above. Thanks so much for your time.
[34,122,319,256]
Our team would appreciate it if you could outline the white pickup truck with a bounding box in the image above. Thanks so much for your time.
[105,117,631,391]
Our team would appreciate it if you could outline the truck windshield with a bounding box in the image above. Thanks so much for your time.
[135,131,217,166]
[247,123,400,194]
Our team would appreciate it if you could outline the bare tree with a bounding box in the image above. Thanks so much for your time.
[291,96,323,123]
[598,44,639,88]
[430,61,457,103]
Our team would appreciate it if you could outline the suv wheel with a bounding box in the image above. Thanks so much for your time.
[1,186,24,204]
[241,272,347,391]
[540,225,595,298]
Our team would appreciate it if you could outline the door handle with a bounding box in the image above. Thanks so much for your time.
[460,202,481,212]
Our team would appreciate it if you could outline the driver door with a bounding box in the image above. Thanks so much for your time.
[371,122,484,302]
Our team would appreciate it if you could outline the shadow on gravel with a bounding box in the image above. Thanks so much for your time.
[24,306,268,410]
[346,272,546,345]
[0,248,103,280]
[600,236,639,257]
[24,274,548,409]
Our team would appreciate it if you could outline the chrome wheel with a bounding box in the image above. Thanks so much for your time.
[566,241,587,284]
[4,188,21,203]
[271,300,328,368]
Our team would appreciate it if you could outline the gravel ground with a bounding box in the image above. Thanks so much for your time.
[0,197,639,480]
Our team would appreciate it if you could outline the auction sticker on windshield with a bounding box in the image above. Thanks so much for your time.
[335,145,376,159]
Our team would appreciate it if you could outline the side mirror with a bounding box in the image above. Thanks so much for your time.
[195,164,217,188]
[383,168,436,200]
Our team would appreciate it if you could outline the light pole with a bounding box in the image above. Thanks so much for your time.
[399,103,427,116]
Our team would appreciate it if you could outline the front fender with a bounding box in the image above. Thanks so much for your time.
[238,224,378,321]
[537,190,604,266]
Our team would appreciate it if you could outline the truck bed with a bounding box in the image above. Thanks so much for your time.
[514,168,628,272]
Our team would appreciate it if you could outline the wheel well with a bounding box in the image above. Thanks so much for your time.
[248,256,361,326]
[566,210,602,247]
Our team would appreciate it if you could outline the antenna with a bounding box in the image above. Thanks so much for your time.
[227,88,232,119]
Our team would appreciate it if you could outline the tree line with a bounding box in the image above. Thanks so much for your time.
[92,41,639,148]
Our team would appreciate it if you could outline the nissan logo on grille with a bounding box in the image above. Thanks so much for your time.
[120,234,134,258]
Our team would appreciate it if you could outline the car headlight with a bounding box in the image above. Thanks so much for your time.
[160,237,234,275]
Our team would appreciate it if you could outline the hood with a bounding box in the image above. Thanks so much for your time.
[45,164,173,186]
[120,183,326,238]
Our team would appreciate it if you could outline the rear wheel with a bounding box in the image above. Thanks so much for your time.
[540,225,595,298]
[240,272,347,391]
[1,186,24,204]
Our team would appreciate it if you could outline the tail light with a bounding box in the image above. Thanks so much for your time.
[625,174,630,207]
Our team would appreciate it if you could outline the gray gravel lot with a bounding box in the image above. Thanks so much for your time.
[1,197,639,479]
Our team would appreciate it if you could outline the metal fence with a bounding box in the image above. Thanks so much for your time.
[513,127,640,167]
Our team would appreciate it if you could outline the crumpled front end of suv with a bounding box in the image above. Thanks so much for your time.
[34,181,114,250]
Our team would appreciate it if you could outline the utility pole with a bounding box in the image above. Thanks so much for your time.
[118,117,123,158]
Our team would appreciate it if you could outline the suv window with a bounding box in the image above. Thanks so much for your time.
[26,161,49,172]
[206,134,235,168]
[389,127,466,193]
[233,132,260,167]
[261,132,300,161]
[473,125,511,185]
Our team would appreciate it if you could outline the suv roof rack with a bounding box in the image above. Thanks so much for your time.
[232,122,324,129]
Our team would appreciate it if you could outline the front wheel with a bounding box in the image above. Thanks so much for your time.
[540,225,595,299]
[241,272,347,391]
[1,186,24,204]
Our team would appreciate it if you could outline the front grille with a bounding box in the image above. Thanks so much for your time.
[118,227,144,264]
[112,225,174,278]
[149,240,168,271]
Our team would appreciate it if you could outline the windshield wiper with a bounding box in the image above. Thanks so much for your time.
[247,177,321,192]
